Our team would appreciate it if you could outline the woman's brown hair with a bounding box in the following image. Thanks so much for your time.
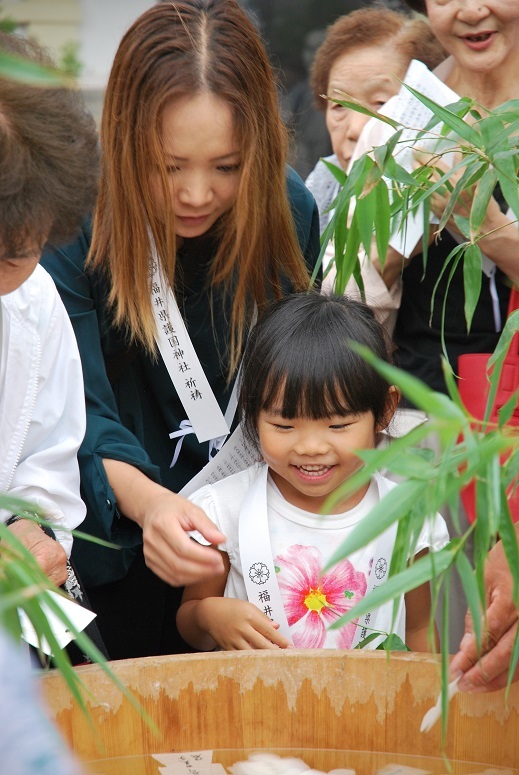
[310,5,443,110]
[90,0,310,375]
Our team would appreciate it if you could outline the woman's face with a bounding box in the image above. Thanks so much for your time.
[425,0,519,73]
[325,44,408,170]
[153,92,242,240]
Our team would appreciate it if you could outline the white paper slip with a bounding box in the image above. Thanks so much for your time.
[348,59,460,258]
[420,675,461,733]
[376,766,432,775]
[18,591,97,656]
[152,751,224,775]
[180,425,258,498]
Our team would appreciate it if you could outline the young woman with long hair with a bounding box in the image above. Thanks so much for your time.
[42,0,320,659]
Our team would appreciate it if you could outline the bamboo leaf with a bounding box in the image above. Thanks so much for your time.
[498,390,519,429]
[356,187,376,258]
[463,243,483,331]
[324,479,426,572]
[470,168,498,237]
[377,633,409,651]
[455,551,483,650]
[442,357,466,412]
[327,94,400,128]
[493,155,519,220]
[487,310,519,422]
[322,158,346,186]
[354,631,381,649]
[329,548,455,628]
[402,84,480,145]
[375,180,391,267]
[441,571,451,745]
[350,343,466,421]
[498,503,519,603]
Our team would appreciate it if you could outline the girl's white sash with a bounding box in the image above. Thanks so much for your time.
[238,468,403,649]
[238,465,293,643]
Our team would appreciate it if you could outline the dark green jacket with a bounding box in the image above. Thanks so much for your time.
[41,167,320,586]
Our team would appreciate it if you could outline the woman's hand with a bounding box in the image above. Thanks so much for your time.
[140,488,226,586]
[196,597,292,651]
[413,149,473,235]
[7,519,68,586]
[413,148,519,281]
[450,532,519,692]
[103,459,226,586]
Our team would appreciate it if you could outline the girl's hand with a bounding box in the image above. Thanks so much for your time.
[197,597,293,651]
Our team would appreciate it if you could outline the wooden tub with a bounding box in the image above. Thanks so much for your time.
[41,650,519,773]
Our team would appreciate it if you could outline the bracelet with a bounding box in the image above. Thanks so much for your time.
[4,514,56,542]
[5,514,28,527]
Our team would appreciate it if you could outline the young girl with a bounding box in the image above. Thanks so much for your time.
[177,293,449,651]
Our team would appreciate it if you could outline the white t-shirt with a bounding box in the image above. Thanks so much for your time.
[190,463,449,649]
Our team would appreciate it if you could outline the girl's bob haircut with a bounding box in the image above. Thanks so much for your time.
[240,292,395,451]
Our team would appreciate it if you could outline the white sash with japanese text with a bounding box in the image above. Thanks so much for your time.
[239,464,293,643]
[149,250,229,444]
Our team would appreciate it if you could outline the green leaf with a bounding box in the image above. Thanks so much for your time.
[470,168,498,237]
[493,155,519,220]
[325,479,426,572]
[327,95,400,129]
[463,243,483,331]
[487,310,519,422]
[441,571,451,745]
[375,180,391,267]
[455,550,483,651]
[350,343,466,421]
[376,633,410,651]
[402,84,480,145]
[498,390,519,429]
[0,51,69,85]
[329,547,455,629]
[354,631,381,649]
[498,504,519,604]
[356,187,377,258]
[322,158,346,186]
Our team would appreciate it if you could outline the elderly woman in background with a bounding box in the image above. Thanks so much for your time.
[306,6,444,235]
[305,7,444,331]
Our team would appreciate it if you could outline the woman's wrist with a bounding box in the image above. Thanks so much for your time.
[102,458,170,529]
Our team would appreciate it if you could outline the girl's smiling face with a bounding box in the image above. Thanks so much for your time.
[425,0,519,74]
[257,408,383,514]
[325,43,407,170]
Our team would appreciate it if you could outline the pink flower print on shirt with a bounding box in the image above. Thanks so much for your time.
[276,544,367,649]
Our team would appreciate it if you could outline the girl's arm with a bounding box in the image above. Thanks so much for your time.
[405,550,439,653]
[177,552,292,651]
